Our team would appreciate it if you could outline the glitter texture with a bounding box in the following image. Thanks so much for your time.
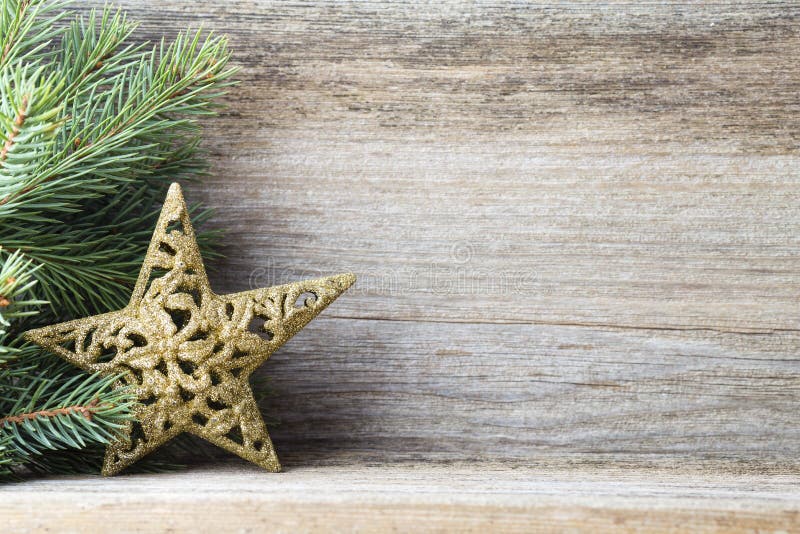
[24,183,355,475]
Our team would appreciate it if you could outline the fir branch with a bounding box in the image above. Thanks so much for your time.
[0,372,134,463]
[0,0,237,478]
[0,3,236,316]
[0,26,235,219]
[0,0,67,68]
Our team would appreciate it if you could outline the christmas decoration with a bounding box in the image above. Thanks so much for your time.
[25,183,355,474]
[0,0,235,478]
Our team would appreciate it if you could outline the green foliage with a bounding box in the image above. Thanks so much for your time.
[1,373,133,457]
[0,0,236,478]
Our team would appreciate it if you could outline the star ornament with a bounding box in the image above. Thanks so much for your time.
[24,183,355,475]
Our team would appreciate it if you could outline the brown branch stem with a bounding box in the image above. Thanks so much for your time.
[0,398,100,428]
[0,94,29,163]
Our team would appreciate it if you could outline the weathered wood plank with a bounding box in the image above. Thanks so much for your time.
[76,1,800,464]
[265,317,800,463]
[2,463,799,532]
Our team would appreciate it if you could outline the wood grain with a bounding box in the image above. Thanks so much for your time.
[76,1,800,467]
[2,463,799,533]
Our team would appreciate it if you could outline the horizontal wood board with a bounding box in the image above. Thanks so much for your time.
[3,463,800,532]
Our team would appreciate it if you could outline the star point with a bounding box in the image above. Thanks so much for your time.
[24,183,354,475]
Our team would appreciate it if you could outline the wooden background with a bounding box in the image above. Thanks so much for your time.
[86,1,800,469]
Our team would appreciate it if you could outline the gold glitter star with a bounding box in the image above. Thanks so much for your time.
[24,183,355,475]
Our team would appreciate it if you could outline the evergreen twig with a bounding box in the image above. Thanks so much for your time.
[0,0,237,478]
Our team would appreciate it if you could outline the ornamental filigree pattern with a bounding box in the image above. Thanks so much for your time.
[25,183,355,475]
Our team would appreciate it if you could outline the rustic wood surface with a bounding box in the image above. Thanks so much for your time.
[70,0,800,469]
[2,462,799,533]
